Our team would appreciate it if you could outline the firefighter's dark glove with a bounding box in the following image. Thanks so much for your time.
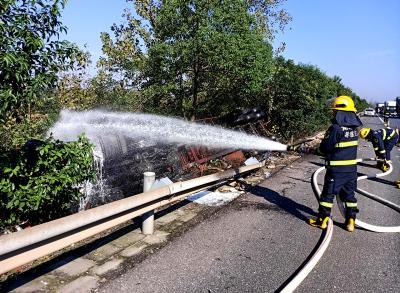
[298,145,315,154]
[287,144,314,154]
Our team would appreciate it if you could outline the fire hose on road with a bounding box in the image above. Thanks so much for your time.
[280,158,400,293]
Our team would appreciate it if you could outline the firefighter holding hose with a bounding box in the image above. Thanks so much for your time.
[288,96,363,232]
[358,127,399,173]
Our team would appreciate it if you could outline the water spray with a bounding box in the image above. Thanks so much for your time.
[49,109,288,152]
[48,109,294,210]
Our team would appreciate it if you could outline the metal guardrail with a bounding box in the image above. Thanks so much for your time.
[0,162,264,275]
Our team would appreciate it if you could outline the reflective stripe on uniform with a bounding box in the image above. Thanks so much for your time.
[379,150,386,154]
[328,159,358,166]
[345,202,358,208]
[320,202,333,208]
[382,129,387,140]
[374,147,378,151]
[334,141,358,148]
[387,130,395,140]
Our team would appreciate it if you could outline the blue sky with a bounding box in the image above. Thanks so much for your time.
[61,0,400,103]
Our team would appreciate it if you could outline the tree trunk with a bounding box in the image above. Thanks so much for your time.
[191,58,199,122]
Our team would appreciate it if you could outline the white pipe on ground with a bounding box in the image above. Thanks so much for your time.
[280,157,399,292]
[333,159,400,232]
[280,218,333,293]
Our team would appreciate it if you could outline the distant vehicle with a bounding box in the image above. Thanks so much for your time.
[396,97,400,118]
[384,101,397,118]
[364,108,375,116]
[375,103,384,115]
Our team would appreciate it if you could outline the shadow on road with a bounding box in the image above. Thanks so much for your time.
[365,177,396,186]
[246,184,317,221]
[309,161,325,167]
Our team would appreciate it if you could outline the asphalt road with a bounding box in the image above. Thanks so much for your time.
[99,116,400,293]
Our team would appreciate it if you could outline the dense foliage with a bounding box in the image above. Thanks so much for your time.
[0,1,95,229]
[143,0,273,119]
[0,0,84,122]
[86,0,368,132]
[264,57,368,139]
[0,136,95,229]
[94,0,292,119]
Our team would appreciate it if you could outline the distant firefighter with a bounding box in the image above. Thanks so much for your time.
[359,127,399,172]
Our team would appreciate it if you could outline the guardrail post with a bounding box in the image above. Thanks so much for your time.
[141,172,156,235]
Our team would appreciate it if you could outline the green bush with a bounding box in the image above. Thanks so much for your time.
[263,57,368,141]
[0,0,84,123]
[0,135,96,229]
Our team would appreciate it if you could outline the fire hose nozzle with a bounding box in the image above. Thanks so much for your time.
[287,144,315,154]
[287,143,302,152]
[287,145,295,151]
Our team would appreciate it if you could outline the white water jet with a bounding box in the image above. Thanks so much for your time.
[77,147,107,210]
[49,109,287,152]
[49,109,287,210]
